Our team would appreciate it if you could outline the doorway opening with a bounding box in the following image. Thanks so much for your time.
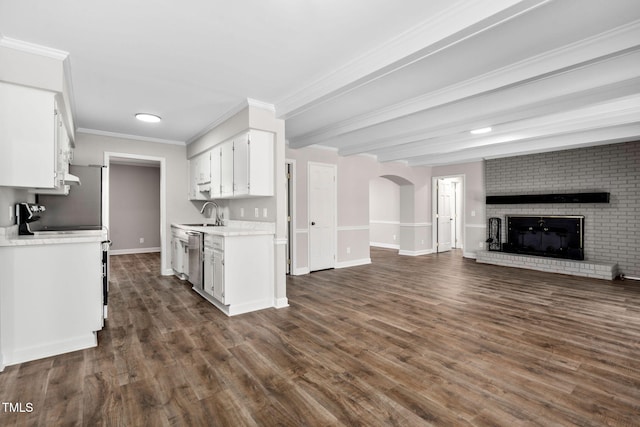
[432,175,464,254]
[369,175,418,256]
[285,160,295,275]
[103,152,167,275]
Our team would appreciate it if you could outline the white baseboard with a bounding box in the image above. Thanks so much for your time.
[336,258,372,269]
[274,297,289,309]
[293,267,310,276]
[110,247,161,255]
[370,242,400,250]
[463,251,477,259]
[3,333,97,367]
[399,249,434,256]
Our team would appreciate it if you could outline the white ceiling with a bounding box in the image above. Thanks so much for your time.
[1,0,639,166]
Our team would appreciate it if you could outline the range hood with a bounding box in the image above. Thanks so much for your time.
[63,172,81,186]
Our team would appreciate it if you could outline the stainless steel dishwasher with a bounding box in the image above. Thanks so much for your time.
[187,231,204,291]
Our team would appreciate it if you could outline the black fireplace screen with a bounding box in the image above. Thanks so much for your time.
[503,215,584,260]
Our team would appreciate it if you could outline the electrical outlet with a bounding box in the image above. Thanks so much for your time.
[254,208,259,218]
[421,239,424,245]
[240,207,244,217]
[263,208,268,218]
[346,247,351,254]
[471,210,476,217]
[393,234,397,241]
[479,242,483,248]
[139,237,144,244]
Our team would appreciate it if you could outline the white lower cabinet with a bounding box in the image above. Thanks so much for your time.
[200,232,273,316]
[171,227,189,279]
[0,240,104,367]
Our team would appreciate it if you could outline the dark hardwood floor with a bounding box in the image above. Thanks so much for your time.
[1,248,639,426]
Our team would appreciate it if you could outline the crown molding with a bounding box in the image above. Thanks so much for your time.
[77,128,185,146]
[275,0,550,120]
[247,98,275,112]
[185,98,274,145]
[288,19,640,148]
[0,35,69,60]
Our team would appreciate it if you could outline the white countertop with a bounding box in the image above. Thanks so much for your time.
[171,222,274,237]
[0,226,108,247]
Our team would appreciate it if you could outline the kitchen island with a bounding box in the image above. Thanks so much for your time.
[0,226,107,370]
[171,222,274,316]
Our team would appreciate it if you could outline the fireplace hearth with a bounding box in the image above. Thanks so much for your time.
[503,215,584,260]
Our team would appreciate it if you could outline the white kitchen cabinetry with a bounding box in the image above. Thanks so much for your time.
[185,229,273,316]
[188,150,212,200]
[171,226,189,279]
[203,234,224,301]
[220,141,234,198]
[0,239,104,366]
[0,82,64,189]
[209,145,222,198]
[212,130,274,199]
[232,130,274,197]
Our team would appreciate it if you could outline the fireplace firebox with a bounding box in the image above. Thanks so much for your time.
[503,215,584,260]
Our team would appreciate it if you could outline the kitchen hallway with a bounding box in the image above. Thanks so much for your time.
[1,249,639,425]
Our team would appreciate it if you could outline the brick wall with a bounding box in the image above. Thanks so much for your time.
[485,141,640,278]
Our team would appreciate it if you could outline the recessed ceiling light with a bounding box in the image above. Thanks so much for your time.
[470,127,492,135]
[135,113,162,123]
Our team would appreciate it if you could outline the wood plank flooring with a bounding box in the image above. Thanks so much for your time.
[1,248,639,426]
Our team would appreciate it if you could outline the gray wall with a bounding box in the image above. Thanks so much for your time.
[109,163,161,253]
[485,141,640,278]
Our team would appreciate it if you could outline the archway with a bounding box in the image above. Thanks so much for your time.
[369,174,418,255]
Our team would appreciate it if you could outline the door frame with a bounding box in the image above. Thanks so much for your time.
[103,152,167,275]
[285,159,296,275]
[432,174,465,254]
[307,161,337,272]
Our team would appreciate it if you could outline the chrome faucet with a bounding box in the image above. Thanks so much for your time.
[200,201,223,225]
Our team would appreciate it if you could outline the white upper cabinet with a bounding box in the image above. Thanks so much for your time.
[210,145,222,198]
[188,150,212,200]
[189,129,274,200]
[195,150,211,185]
[220,140,234,198]
[237,129,274,197]
[0,82,58,188]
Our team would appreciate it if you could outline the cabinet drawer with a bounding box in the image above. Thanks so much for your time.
[204,234,224,250]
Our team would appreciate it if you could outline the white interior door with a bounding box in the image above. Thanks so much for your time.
[309,163,336,271]
[437,178,452,253]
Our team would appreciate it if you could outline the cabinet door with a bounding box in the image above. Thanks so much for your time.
[246,130,274,196]
[197,151,211,184]
[233,133,249,196]
[203,247,214,296]
[220,141,234,197]
[171,237,178,272]
[210,145,221,198]
[188,157,209,200]
[0,82,57,188]
[212,250,225,303]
